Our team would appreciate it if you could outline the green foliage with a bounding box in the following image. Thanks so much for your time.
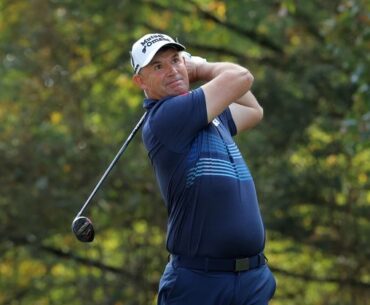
[0,0,369,304]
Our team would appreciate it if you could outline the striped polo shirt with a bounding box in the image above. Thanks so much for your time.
[142,88,265,258]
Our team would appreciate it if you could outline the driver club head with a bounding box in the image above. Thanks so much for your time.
[72,216,95,242]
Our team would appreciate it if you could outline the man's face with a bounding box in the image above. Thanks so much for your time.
[133,48,190,100]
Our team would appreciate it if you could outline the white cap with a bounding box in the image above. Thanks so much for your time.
[130,33,185,74]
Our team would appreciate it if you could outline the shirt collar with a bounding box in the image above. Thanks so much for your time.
[143,91,190,110]
[143,98,157,110]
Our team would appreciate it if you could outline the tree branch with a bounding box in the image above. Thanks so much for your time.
[141,22,281,68]
[11,237,157,290]
[188,0,284,54]
[141,0,284,54]
[11,236,370,290]
[270,266,370,289]
[2,288,29,305]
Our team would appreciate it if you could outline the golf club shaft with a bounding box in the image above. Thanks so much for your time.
[75,112,147,218]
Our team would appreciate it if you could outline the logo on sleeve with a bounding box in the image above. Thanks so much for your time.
[212,118,220,126]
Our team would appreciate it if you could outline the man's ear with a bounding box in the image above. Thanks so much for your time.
[132,74,147,90]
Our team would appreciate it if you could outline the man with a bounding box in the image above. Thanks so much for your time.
[130,33,276,305]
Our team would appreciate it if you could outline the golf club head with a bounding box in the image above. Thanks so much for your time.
[72,216,95,242]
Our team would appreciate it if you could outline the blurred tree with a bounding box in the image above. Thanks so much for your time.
[0,0,369,304]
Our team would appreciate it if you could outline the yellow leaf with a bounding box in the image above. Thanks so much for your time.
[358,173,367,184]
[63,164,71,173]
[133,220,148,234]
[50,111,62,125]
[208,1,226,20]
[326,155,337,166]
[290,35,301,46]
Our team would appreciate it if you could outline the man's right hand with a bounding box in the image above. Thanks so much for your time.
[182,52,207,84]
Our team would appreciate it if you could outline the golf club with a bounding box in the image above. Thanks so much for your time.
[72,112,147,242]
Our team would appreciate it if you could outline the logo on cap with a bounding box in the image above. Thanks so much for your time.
[140,34,171,54]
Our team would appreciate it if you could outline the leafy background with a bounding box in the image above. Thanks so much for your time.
[0,0,369,304]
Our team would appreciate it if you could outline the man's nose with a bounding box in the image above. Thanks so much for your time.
[165,63,177,74]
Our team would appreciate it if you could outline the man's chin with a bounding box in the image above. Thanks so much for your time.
[171,85,189,96]
[172,90,188,97]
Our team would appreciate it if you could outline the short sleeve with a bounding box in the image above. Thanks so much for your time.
[218,107,237,136]
[148,88,208,152]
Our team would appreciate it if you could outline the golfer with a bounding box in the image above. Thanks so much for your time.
[131,33,276,305]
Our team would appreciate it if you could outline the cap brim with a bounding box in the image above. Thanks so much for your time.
[140,42,185,70]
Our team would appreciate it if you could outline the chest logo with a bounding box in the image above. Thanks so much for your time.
[212,118,220,126]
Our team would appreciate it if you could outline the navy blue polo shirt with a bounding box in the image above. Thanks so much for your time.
[142,88,265,258]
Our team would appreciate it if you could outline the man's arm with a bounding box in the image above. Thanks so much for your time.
[184,55,262,131]
[184,55,254,124]
[229,91,263,133]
